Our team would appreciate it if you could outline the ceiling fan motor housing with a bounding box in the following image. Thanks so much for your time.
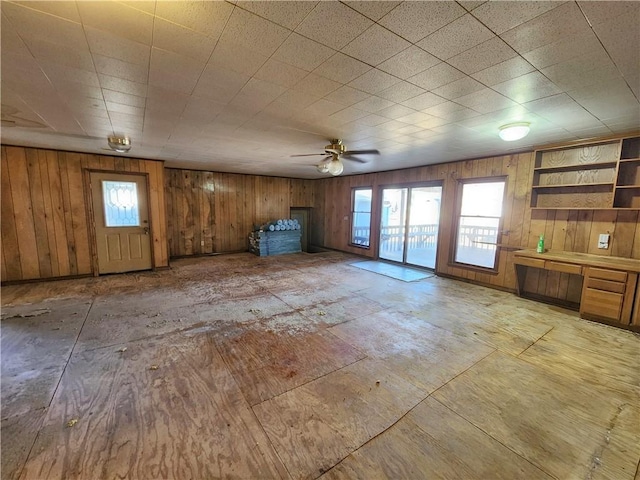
[324,140,345,155]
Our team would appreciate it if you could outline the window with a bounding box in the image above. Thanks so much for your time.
[454,179,506,269]
[102,180,140,227]
[351,188,372,247]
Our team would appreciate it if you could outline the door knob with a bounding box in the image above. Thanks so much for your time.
[143,226,149,235]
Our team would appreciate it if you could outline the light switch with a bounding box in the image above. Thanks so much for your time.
[598,233,610,249]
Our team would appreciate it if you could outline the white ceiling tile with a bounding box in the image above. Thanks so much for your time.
[324,86,371,106]
[424,103,480,122]
[455,88,518,113]
[492,71,562,104]
[192,65,249,103]
[377,46,440,80]
[294,2,373,50]
[102,89,145,108]
[568,78,640,121]
[77,1,153,45]
[208,40,269,77]
[541,54,621,91]
[98,74,147,97]
[396,111,437,125]
[272,33,335,72]
[352,96,395,114]
[417,14,494,60]
[300,99,345,117]
[217,8,290,58]
[274,89,322,109]
[93,54,149,84]
[22,36,94,71]
[341,24,411,66]
[377,81,426,103]
[294,73,341,97]
[500,2,591,54]
[150,47,205,80]
[12,1,81,22]
[329,106,369,124]
[236,1,317,30]
[145,86,189,115]
[592,12,640,83]
[378,1,466,43]
[356,114,390,127]
[314,53,371,84]
[578,1,640,26]
[377,104,416,120]
[521,31,604,70]
[85,26,150,66]
[471,57,536,86]
[447,37,517,74]
[152,18,217,63]
[431,77,485,100]
[254,58,308,88]
[2,2,85,46]
[1,13,31,57]
[457,1,487,12]
[181,96,227,123]
[408,62,465,90]
[105,101,144,117]
[471,1,563,35]
[154,1,234,38]
[343,1,401,21]
[148,69,200,96]
[349,69,401,95]
[416,116,450,129]
[401,92,447,110]
[229,78,288,112]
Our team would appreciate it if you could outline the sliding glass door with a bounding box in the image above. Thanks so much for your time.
[379,185,442,269]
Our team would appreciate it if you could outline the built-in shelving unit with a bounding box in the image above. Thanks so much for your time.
[531,135,640,209]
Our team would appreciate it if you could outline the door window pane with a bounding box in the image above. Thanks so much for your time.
[102,181,140,227]
[454,180,505,269]
[379,188,407,262]
[406,186,441,269]
[351,188,372,246]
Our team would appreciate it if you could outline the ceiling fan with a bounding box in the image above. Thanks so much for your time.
[291,139,380,175]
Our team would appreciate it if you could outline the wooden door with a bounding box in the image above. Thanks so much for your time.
[290,208,310,252]
[90,172,152,274]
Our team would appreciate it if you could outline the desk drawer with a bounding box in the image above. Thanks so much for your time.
[581,288,623,320]
[545,261,582,275]
[588,268,627,282]
[514,257,545,269]
[586,277,626,294]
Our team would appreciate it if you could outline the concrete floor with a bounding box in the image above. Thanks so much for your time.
[2,251,639,479]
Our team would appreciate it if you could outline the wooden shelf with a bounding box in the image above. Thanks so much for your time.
[533,162,617,173]
[531,135,639,210]
[532,183,613,189]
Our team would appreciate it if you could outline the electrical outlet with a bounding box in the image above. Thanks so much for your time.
[598,233,610,249]
[201,240,205,246]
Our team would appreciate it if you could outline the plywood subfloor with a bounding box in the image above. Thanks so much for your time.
[2,251,639,480]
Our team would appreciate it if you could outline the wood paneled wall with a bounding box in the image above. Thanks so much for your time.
[1,145,168,282]
[313,152,640,292]
[165,169,315,257]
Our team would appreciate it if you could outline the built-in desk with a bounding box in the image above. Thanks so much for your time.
[514,250,640,331]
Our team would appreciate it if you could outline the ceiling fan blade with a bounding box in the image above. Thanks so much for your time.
[343,149,380,155]
[341,155,368,164]
[290,153,326,157]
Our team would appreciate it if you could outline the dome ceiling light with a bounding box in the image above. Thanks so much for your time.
[498,123,530,142]
[107,136,132,153]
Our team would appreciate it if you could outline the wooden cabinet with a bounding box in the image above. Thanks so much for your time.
[530,135,640,209]
[580,267,637,325]
[514,250,640,331]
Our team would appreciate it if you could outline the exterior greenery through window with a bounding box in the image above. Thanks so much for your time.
[454,179,506,269]
[351,188,372,247]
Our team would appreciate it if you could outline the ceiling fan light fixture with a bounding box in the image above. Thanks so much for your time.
[316,159,330,174]
[327,158,344,176]
[107,136,132,153]
[499,122,530,141]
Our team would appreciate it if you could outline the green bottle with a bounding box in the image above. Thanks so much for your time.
[537,234,545,253]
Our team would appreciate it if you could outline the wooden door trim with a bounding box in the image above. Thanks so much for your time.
[85,169,154,275]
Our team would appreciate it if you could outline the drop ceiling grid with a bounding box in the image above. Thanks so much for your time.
[0,1,638,178]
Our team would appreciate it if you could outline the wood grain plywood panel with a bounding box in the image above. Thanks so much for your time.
[216,329,365,406]
[253,357,425,480]
[433,351,640,480]
[322,397,553,480]
[1,409,47,480]
[20,332,287,480]
[328,310,494,392]
[1,147,21,281]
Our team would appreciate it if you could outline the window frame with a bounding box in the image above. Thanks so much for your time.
[451,176,507,272]
[349,187,373,249]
